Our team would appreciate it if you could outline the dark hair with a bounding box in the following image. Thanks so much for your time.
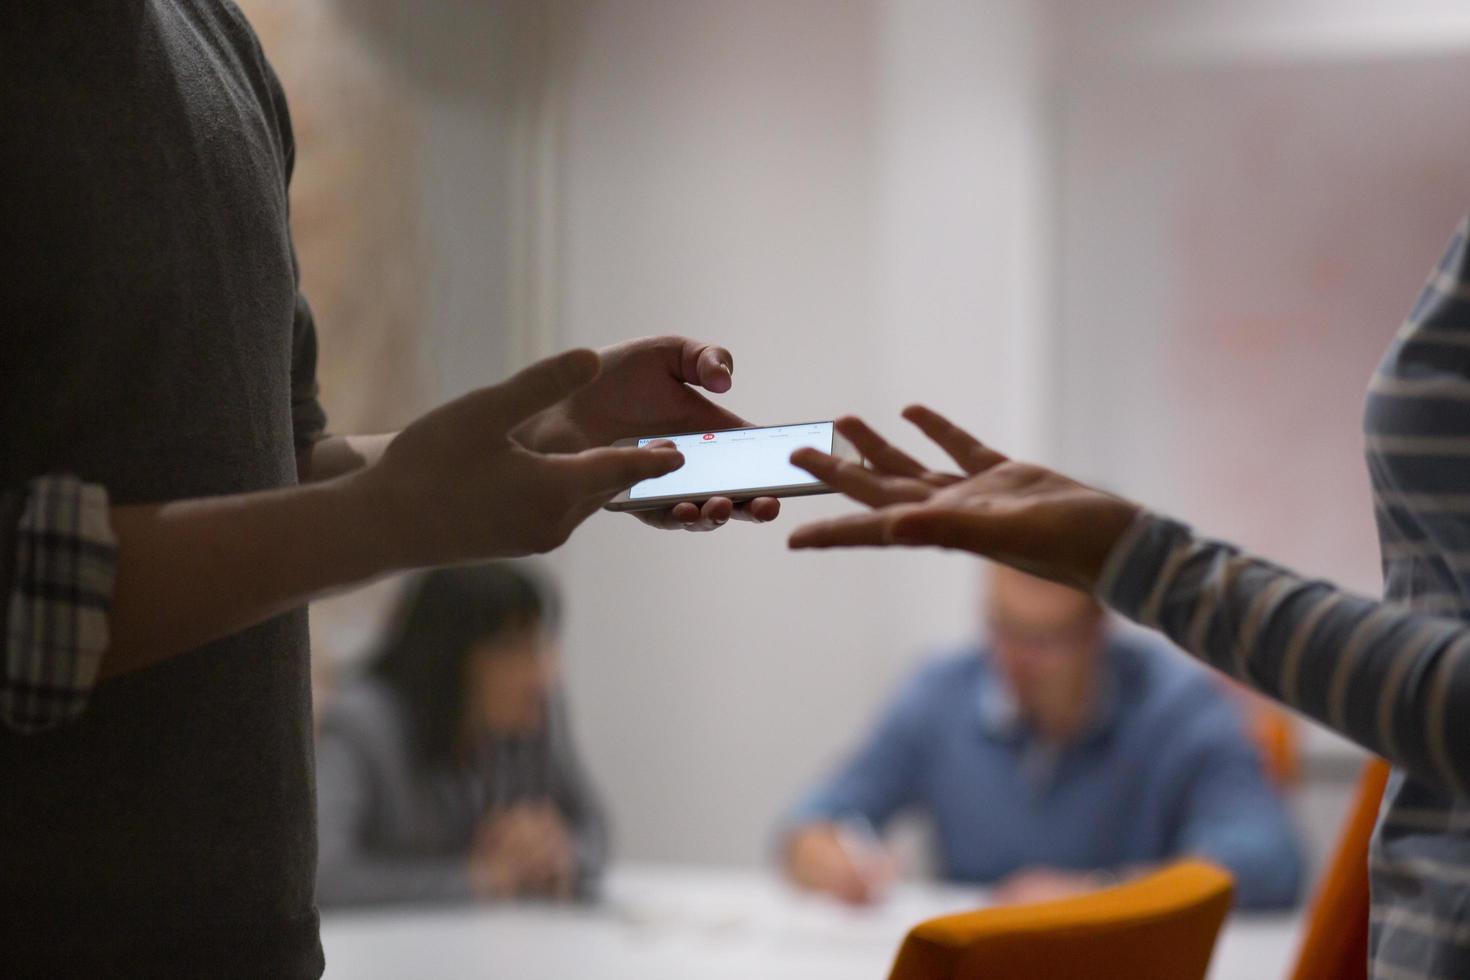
[370,562,560,766]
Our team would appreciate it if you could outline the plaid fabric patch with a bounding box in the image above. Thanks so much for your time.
[3,476,117,733]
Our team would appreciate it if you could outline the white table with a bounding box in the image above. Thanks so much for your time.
[321,863,1302,980]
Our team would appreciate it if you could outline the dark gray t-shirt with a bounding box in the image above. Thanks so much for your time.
[1,2,326,974]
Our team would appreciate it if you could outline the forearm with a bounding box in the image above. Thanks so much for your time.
[103,472,394,680]
[1098,513,1470,794]
[782,736,921,834]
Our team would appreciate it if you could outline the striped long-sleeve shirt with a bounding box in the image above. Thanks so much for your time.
[1096,215,1470,980]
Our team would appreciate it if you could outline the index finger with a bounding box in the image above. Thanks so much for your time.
[901,405,1007,475]
[790,448,933,508]
[836,416,928,478]
[483,348,602,430]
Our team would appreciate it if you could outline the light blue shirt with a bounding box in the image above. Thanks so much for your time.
[784,636,1303,909]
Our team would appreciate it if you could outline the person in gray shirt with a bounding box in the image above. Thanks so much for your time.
[317,564,608,906]
[0,4,775,974]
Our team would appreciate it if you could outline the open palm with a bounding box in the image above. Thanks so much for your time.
[786,406,1139,591]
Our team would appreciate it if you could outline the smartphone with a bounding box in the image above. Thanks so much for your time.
[603,420,860,512]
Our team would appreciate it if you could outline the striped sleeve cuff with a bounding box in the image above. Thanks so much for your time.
[1094,510,1196,627]
[3,476,118,733]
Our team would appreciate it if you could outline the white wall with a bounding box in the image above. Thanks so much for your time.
[313,0,1470,878]
[1054,0,1470,69]
[329,0,561,408]
[545,0,1049,866]
[302,0,539,662]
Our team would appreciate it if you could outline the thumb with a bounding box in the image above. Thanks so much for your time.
[483,348,602,431]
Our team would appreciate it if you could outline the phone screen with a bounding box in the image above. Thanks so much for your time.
[629,422,834,500]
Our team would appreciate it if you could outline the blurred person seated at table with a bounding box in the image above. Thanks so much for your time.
[779,565,1302,910]
[316,563,607,907]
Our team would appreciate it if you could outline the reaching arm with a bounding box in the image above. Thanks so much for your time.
[788,408,1470,798]
[1100,514,1470,798]
[84,349,686,685]
[104,473,387,680]
[5,331,782,731]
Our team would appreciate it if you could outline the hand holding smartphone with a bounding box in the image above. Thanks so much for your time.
[603,421,860,512]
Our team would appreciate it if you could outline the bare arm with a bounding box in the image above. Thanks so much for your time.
[103,474,386,680]
[95,350,684,682]
[9,334,774,708]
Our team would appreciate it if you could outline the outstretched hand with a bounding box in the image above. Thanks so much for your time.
[513,335,780,532]
[786,406,1139,591]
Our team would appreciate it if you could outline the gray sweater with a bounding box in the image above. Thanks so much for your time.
[316,678,609,907]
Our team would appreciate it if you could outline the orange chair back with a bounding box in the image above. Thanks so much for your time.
[886,860,1235,980]
[1220,680,1300,787]
[1288,759,1391,980]
[1250,704,1300,787]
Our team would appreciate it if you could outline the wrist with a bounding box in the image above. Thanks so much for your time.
[1075,498,1144,591]
[1090,510,1188,624]
[330,466,414,578]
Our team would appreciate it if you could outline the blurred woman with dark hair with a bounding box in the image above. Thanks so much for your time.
[315,563,607,907]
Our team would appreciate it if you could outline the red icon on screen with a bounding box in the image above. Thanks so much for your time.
[702,433,715,441]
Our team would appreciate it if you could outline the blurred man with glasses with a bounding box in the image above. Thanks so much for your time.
[779,566,1302,909]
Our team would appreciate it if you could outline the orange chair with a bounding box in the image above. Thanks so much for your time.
[1287,759,1392,980]
[886,860,1235,980]
[1250,704,1301,788]
[1220,679,1300,787]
